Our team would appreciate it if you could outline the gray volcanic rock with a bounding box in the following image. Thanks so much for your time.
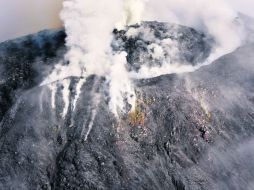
[0,22,254,190]
[113,21,212,71]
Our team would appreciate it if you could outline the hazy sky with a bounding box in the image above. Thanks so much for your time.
[0,0,63,42]
[0,0,253,42]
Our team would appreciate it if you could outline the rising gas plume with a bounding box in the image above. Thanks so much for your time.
[42,0,248,117]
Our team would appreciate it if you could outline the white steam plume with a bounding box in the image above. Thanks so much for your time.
[61,0,123,76]
[42,0,142,117]
[117,0,148,29]
[108,52,136,116]
[144,0,245,62]
[42,0,246,117]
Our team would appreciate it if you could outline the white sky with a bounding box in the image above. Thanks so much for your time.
[0,0,253,42]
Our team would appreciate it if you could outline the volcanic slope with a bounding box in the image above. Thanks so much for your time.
[0,22,254,190]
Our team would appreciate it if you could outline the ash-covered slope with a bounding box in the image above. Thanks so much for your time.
[0,22,254,190]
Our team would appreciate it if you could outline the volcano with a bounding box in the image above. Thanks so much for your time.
[0,21,254,190]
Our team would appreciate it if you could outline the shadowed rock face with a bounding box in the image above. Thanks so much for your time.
[0,22,254,190]
[0,29,66,121]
